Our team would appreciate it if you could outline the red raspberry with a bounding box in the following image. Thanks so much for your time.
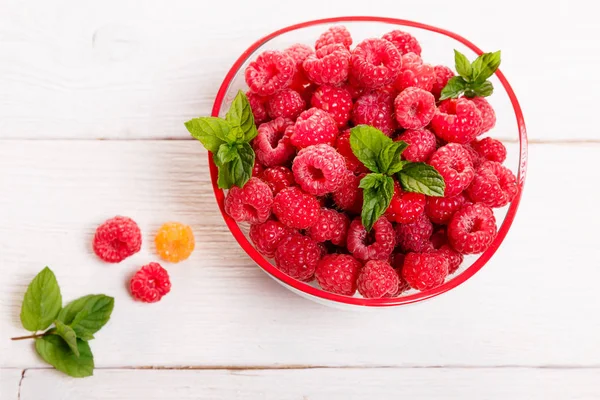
[266,89,306,120]
[389,268,411,296]
[357,260,399,298]
[448,203,497,254]
[394,54,435,92]
[402,252,448,291]
[471,137,507,164]
[396,128,437,162]
[425,193,467,224]
[336,129,369,174]
[350,38,402,89]
[274,233,321,281]
[245,50,295,96]
[470,97,496,135]
[252,160,265,177]
[311,85,353,127]
[284,43,313,92]
[395,214,433,253]
[292,144,346,196]
[394,87,436,129]
[386,181,426,224]
[315,25,353,50]
[352,90,397,136]
[246,91,269,125]
[429,228,464,274]
[347,217,396,261]
[430,98,483,144]
[343,80,366,100]
[382,30,422,56]
[224,178,273,224]
[429,143,476,197]
[390,252,406,270]
[253,118,295,167]
[249,220,294,258]
[93,216,142,263]
[333,171,364,214]
[260,166,295,195]
[130,262,171,303]
[431,65,455,99]
[307,208,350,246]
[315,253,361,296]
[303,43,350,86]
[463,143,483,168]
[467,161,518,208]
[290,108,338,149]
[272,186,320,229]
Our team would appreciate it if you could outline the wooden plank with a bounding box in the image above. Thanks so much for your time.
[0,369,22,400]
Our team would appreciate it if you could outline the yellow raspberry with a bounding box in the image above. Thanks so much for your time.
[155,222,195,263]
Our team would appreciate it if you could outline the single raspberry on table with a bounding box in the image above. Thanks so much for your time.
[402,252,448,291]
[470,97,496,135]
[385,181,426,224]
[290,107,338,149]
[267,89,306,120]
[430,98,483,144]
[315,25,353,50]
[130,262,171,303]
[347,217,396,261]
[431,65,455,99]
[253,118,295,167]
[249,220,295,258]
[260,166,295,195]
[394,87,436,129]
[272,186,321,229]
[352,90,397,136]
[332,170,364,214]
[284,43,314,92]
[382,30,422,56]
[311,85,353,127]
[246,91,269,125]
[396,128,437,162]
[350,38,403,89]
[394,53,435,92]
[245,50,295,96]
[274,233,322,281]
[292,144,346,196]
[395,213,434,253]
[471,137,507,164]
[155,222,195,263]
[93,216,142,263]
[335,129,369,174]
[467,161,518,208]
[357,260,399,298]
[315,253,361,296]
[448,203,497,254]
[307,208,350,246]
[425,192,467,224]
[224,177,273,224]
[303,43,351,86]
[429,143,476,197]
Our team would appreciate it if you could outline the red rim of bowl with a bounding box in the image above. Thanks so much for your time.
[209,16,528,307]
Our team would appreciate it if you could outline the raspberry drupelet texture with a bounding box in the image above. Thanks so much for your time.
[357,260,399,298]
[346,217,396,261]
[385,181,426,224]
[246,91,269,125]
[333,171,364,214]
[395,213,434,253]
[425,192,467,224]
[249,220,295,258]
[315,253,361,296]
[336,129,370,174]
[253,118,295,167]
[431,65,455,99]
[429,143,476,197]
[394,53,436,92]
[252,160,265,177]
[292,144,347,196]
[284,43,314,92]
[260,166,295,195]
[350,38,403,89]
[272,186,321,229]
[448,203,497,254]
[315,25,353,50]
[93,216,142,263]
[470,97,496,135]
[130,262,171,303]
[394,87,436,129]
[266,89,306,120]
[429,228,464,274]
[471,137,507,164]
[245,50,295,96]
[155,222,195,263]
[274,233,322,281]
[303,43,351,86]
[290,107,338,149]
[307,208,350,246]
[402,252,448,291]
[311,85,353,127]
[389,266,412,297]
[430,98,483,144]
[224,177,273,224]
[352,90,397,136]
[382,30,422,56]
[467,161,518,208]
[396,128,437,162]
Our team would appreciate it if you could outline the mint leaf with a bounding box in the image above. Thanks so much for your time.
[349,125,393,173]
[359,174,394,231]
[471,51,501,84]
[226,90,258,142]
[398,162,445,197]
[56,295,114,341]
[35,335,94,378]
[20,267,62,332]
[214,142,254,189]
[380,141,408,175]
[454,49,472,79]
[54,320,79,357]
[439,76,468,101]
[216,143,239,165]
[467,81,494,98]
[185,117,230,153]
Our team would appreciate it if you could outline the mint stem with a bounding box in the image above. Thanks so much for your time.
[11,332,47,341]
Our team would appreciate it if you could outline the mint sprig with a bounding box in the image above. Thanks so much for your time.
[439,50,501,100]
[185,90,258,189]
[12,267,114,378]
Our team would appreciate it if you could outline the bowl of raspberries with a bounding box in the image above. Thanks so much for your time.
[185,17,527,307]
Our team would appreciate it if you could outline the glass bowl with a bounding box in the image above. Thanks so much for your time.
[208,16,527,308]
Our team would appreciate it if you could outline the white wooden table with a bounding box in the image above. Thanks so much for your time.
[1,1,599,398]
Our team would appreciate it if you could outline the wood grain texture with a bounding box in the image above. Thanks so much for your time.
[0,369,23,400]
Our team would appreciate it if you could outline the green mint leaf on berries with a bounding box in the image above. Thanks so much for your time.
[439,76,468,101]
[53,320,80,357]
[349,125,393,173]
[36,335,94,378]
[397,162,445,197]
[214,142,255,189]
[20,267,62,332]
[454,49,472,79]
[468,80,494,97]
[441,50,501,99]
[57,294,114,341]
[380,141,409,175]
[471,51,501,84]
[226,90,258,142]
[359,174,395,232]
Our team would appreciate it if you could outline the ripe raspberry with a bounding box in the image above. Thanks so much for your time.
[386,181,426,224]
[333,170,364,214]
[93,216,142,263]
[402,252,448,291]
[428,228,464,274]
[292,144,346,196]
[350,38,402,89]
[389,267,411,297]
[284,43,313,92]
[395,214,433,253]
[394,87,436,129]
[272,186,320,229]
[429,143,476,197]
[315,25,353,50]
[357,260,399,298]
[470,97,496,135]
[224,177,273,224]
[335,129,369,174]
[431,65,455,99]
[390,252,406,270]
[130,262,171,303]
[290,108,338,149]
[352,90,397,136]
[343,80,366,100]
[266,89,306,120]
[315,253,361,296]
[471,137,507,164]
[430,98,483,144]
[396,128,436,162]
[382,30,422,56]
[245,50,295,96]
[425,193,467,224]
[347,217,396,261]
[253,118,295,167]
[249,220,294,258]
[303,43,350,85]
[274,233,321,281]
[448,203,497,254]
[394,54,435,92]
[463,143,483,168]
[311,85,353,127]
[467,161,518,208]
[155,222,195,263]
[260,166,295,195]
[246,91,269,125]
[252,160,265,177]
[308,208,350,246]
